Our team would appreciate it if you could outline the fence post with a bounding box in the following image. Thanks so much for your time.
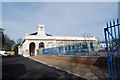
[104,19,120,80]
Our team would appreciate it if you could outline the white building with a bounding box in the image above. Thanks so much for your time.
[99,42,106,49]
[18,24,98,57]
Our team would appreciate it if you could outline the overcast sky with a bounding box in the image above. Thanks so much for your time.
[2,2,118,41]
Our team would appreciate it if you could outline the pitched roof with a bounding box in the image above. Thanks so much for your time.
[29,32,52,36]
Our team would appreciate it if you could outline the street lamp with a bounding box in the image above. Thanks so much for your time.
[0,28,5,51]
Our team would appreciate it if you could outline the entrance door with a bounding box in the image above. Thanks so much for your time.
[29,42,35,56]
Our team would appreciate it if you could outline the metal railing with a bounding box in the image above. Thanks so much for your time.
[104,19,120,80]
[42,42,100,56]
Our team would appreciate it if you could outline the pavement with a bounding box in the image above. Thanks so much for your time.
[30,54,108,80]
[2,55,86,79]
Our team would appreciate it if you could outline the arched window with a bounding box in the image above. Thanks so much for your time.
[39,42,44,49]
[47,42,53,48]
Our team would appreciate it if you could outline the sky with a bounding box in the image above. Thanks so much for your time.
[0,2,2,29]
[2,2,118,41]
[118,1,120,20]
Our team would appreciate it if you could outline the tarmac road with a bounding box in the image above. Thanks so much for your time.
[2,55,86,80]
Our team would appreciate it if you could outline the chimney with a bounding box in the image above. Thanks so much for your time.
[37,24,46,36]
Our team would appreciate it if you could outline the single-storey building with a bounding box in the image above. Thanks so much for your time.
[18,24,98,57]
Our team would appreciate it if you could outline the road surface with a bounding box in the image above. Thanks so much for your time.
[2,55,86,79]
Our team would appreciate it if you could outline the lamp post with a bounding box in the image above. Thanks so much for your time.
[0,28,4,51]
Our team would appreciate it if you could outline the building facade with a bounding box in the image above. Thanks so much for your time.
[18,25,98,57]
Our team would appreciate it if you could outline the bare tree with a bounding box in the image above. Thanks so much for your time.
[2,34,15,51]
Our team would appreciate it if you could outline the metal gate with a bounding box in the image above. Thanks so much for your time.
[104,19,120,80]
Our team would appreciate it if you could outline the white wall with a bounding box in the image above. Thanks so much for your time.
[20,39,57,57]
[19,36,98,57]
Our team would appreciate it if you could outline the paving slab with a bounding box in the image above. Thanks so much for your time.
[30,55,108,80]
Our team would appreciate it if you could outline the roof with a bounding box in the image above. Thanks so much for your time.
[0,28,4,31]
[29,32,52,36]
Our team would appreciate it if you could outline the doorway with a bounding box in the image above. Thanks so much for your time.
[29,42,35,56]
[39,42,44,54]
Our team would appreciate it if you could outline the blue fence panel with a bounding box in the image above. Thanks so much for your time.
[104,19,120,80]
[42,41,99,56]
